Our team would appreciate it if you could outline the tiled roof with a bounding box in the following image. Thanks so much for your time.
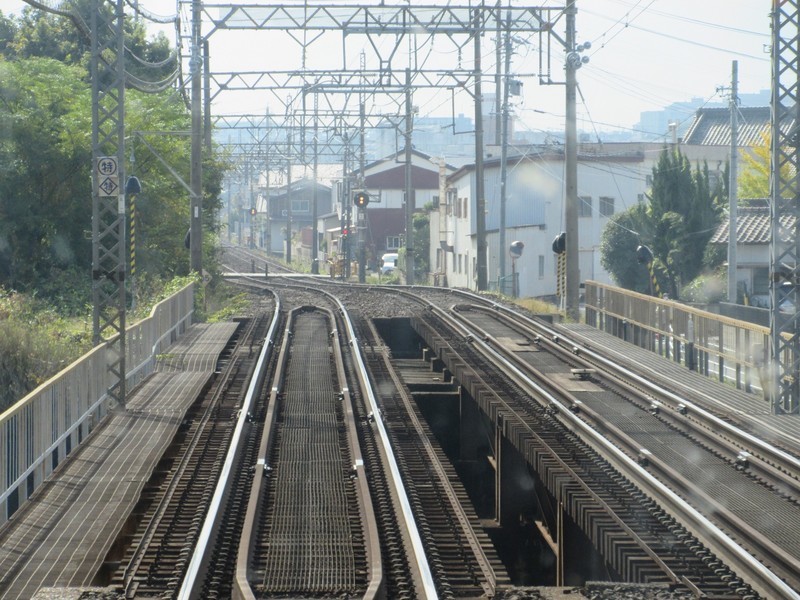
[683,107,773,147]
[710,201,795,244]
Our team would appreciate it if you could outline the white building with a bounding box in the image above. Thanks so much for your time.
[429,141,729,297]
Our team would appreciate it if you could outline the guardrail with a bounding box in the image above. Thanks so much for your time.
[0,283,195,524]
[584,281,769,395]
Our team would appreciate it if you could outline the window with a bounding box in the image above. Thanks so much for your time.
[579,196,592,217]
[458,254,463,273]
[637,193,645,204]
[646,174,653,186]
[538,255,545,279]
[291,199,310,213]
[446,188,457,216]
[432,195,440,208]
[462,198,468,219]
[753,267,769,296]
[599,196,615,217]
[385,236,401,250]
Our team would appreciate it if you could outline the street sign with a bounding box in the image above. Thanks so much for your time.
[96,156,119,197]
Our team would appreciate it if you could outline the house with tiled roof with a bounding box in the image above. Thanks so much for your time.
[682,107,772,146]
[709,200,794,307]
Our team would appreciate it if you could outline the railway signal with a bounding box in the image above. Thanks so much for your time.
[354,191,370,207]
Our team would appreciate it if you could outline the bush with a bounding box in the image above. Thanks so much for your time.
[681,272,726,304]
[0,288,91,411]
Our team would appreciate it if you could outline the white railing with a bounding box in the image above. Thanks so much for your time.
[0,283,195,523]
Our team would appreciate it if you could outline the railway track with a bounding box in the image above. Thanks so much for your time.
[187,277,510,598]
[117,265,797,599]
[105,317,261,596]
[441,301,800,598]
[221,242,296,276]
[238,306,379,597]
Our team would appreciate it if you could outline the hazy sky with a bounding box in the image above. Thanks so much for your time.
[1,0,772,138]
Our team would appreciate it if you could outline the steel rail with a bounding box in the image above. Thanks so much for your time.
[475,301,800,486]
[451,303,800,595]
[123,319,252,596]
[177,294,281,600]
[334,293,439,599]
[235,305,383,598]
[257,278,439,596]
[464,303,800,501]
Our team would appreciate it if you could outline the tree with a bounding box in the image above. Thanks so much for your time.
[413,209,431,280]
[0,58,93,295]
[5,3,174,82]
[600,203,652,294]
[600,147,725,299]
[0,54,226,304]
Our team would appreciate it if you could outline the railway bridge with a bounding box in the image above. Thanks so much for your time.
[0,251,799,600]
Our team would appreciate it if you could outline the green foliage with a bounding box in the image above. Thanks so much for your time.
[739,132,770,199]
[0,57,93,292]
[206,291,252,323]
[680,271,726,304]
[599,203,652,294]
[0,9,231,410]
[412,211,430,279]
[3,3,174,82]
[0,287,93,411]
[601,147,725,299]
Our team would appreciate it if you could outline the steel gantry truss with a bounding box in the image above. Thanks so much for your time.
[771,0,800,414]
[91,0,127,407]
[182,1,568,290]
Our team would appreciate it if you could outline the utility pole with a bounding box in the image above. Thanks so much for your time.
[728,60,739,305]
[265,112,272,256]
[190,0,203,274]
[203,40,211,151]
[405,68,415,285]
[495,0,502,146]
[359,100,367,283]
[474,7,488,291]
[564,0,580,320]
[499,9,511,292]
[286,131,293,264]
[312,98,320,274]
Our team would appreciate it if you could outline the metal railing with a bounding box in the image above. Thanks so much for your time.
[585,281,770,397]
[0,283,195,523]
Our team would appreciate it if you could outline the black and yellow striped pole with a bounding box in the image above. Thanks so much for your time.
[636,245,661,297]
[553,232,566,310]
[647,261,661,298]
[125,175,141,309]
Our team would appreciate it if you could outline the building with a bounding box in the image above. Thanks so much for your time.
[709,201,775,307]
[264,178,332,259]
[429,141,734,297]
[319,149,456,273]
[427,105,774,299]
